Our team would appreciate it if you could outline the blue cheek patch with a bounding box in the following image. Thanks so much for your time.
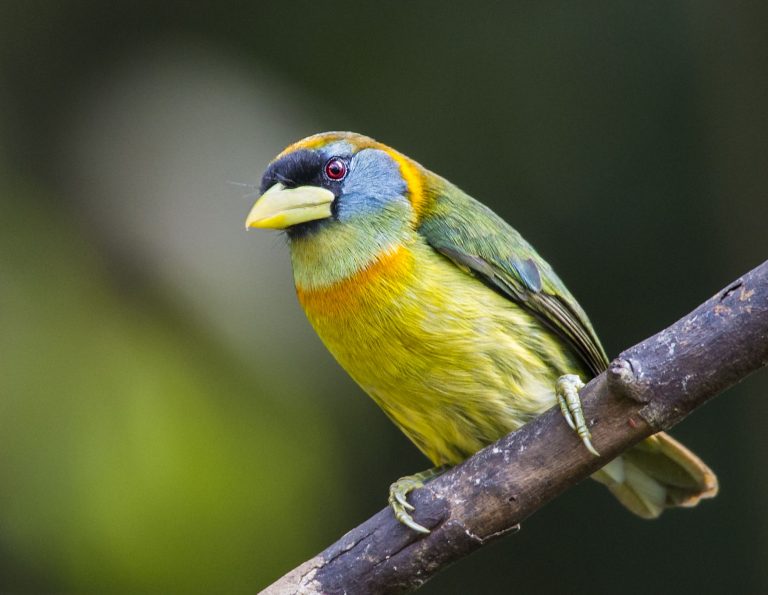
[336,149,408,221]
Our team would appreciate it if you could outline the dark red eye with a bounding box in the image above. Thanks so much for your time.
[324,157,347,180]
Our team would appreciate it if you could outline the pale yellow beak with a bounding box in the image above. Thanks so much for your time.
[245,183,335,230]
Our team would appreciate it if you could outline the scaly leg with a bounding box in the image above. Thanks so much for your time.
[388,466,447,534]
[556,374,600,456]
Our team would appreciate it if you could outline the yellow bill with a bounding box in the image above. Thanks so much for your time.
[245,183,335,229]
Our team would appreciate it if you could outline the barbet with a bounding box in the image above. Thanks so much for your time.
[246,132,717,532]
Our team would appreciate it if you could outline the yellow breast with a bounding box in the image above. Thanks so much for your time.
[295,242,579,466]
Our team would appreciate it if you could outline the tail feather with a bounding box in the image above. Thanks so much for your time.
[592,432,718,519]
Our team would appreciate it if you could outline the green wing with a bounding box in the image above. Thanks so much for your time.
[418,181,608,376]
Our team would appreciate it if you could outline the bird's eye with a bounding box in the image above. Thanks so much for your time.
[324,157,348,181]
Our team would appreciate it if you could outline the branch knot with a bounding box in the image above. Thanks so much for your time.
[607,357,650,403]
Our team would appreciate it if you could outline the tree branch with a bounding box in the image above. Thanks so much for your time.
[263,260,768,595]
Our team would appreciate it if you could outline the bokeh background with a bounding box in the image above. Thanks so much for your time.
[1,2,766,593]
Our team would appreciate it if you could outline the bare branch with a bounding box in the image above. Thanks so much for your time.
[263,260,768,595]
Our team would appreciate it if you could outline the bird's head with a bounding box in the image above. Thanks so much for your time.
[246,132,429,238]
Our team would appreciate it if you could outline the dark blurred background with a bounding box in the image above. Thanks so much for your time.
[0,1,766,592]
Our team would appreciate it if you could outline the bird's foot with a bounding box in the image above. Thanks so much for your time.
[556,374,600,456]
[388,467,446,534]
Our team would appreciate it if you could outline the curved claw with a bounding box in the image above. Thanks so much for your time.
[581,435,601,457]
[394,508,430,534]
[395,491,415,511]
[556,374,601,457]
[389,470,446,534]
[389,476,427,532]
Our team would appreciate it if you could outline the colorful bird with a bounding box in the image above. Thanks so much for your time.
[246,132,718,532]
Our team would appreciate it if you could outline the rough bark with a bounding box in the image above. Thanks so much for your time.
[263,260,768,595]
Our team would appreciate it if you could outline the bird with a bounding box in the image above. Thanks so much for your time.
[245,131,718,533]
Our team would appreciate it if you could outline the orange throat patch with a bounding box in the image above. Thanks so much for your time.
[295,244,414,320]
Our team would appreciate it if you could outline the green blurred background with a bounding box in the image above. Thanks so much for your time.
[1,2,766,593]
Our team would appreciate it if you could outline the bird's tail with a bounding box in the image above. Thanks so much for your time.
[592,432,718,519]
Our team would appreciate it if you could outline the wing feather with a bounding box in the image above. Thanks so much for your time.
[418,182,608,376]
